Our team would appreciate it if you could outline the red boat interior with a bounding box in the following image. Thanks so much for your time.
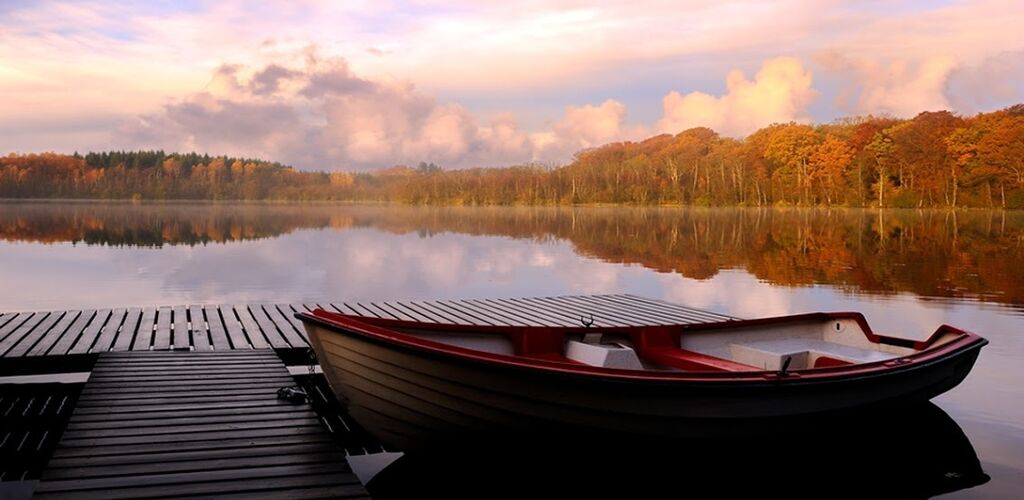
[310,309,970,373]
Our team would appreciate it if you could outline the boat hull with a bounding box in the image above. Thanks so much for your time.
[302,320,984,451]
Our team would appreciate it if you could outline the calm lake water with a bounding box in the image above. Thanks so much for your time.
[1,201,1021,497]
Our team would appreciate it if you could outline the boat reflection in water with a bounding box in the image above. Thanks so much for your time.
[357,402,986,499]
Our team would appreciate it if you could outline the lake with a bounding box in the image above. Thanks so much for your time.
[1,201,1021,497]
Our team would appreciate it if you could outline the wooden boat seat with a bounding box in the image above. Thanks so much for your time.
[641,346,756,372]
[730,339,897,370]
[565,340,645,370]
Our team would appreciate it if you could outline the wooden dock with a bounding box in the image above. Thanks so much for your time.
[33,350,369,499]
[0,294,736,359]
[0,294,737,498]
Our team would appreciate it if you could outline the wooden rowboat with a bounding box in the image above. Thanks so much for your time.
[296,308,987,451]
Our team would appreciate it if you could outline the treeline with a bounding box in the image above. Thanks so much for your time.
[0,151,353,200]
[368,105,1024,208]
[2,105,1022,207]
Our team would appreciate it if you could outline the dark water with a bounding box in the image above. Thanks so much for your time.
[0,201,1021,498]
[358,402,989,499]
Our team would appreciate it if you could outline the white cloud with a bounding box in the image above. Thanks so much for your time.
[121,52,545,170]
[122,52,652,169]
[819,53,959,116]
[945,51,1024,115]
[532,99,646,161]
[656,57,816,136]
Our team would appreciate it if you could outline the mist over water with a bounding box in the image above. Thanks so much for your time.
[1,201,1021,497]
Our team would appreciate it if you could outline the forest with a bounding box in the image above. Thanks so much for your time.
[2,105,1022,208]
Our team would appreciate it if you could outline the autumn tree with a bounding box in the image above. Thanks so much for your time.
[763,123,819,204]
[808,134,854,205]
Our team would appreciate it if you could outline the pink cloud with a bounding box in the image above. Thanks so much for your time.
[121,53,547,169]
[819,53,958,116]
[656,57,817,136]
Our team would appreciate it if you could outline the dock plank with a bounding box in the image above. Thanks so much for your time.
[0,312,29,342]
[618,294,735,322]
[1,295,738,358]
[413,301,476,324]
[15,310,80,357]
[188,305,212,351]
[153,306,171,350]
[234,305,270,349]
[172,305,189,348]
[276,304,308,338]
[378,301,429,321]
[355,302,396,319]
[0,312,16,330]
[596,294,710,323]
[204,306,235,350]
[431,300,502,326]
[34,310,93,356]
[261,304,307,347]
[526,296,622,327]
[36,350,370,499]
[110,309,142,352]
[545,296,648,326]
[248,305,291,348]
[463,299,538,326]
[1,310,63,357]
[0,311,49,355]
[331,302,366,316]
[88,308,127,353]
[573,295,684,325]
[67,309,111,355]
[219,306,249,350]
[487,299,577,325]
[131,308,157,351]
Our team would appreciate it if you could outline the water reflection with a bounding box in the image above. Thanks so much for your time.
[1,202,1022,309]
[364,403,988,499]
[0,202,339,247]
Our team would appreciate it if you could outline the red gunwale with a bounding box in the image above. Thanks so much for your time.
[298,309,987,383]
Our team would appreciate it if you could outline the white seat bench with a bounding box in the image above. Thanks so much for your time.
[729,339,897,370]
[566,340,645,370]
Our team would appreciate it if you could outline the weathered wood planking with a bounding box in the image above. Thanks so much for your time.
[34,350,369,499]
[0,295,737,358]
[0,383,82,482]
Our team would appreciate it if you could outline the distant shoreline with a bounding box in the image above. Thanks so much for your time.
[0,197,391,205]
[1,198,1021,212]
[5,106,1024,209]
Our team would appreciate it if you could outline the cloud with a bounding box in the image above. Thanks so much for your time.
[121,51,545,170]
[819,53,959,116]
[531,99,646,161]
[4,1,1024,161]
[945,51,1024,115]
[555,100,630,147]
[656,57,816,136]
[126,55,819,168]
[122,49,654,169]
[250,64,299,95]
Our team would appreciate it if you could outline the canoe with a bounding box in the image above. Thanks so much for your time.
[296,308,987,451]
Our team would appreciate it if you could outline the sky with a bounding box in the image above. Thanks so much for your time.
[1,0,1022,171]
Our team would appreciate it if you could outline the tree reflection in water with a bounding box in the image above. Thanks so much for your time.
[1,202,1021,308]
